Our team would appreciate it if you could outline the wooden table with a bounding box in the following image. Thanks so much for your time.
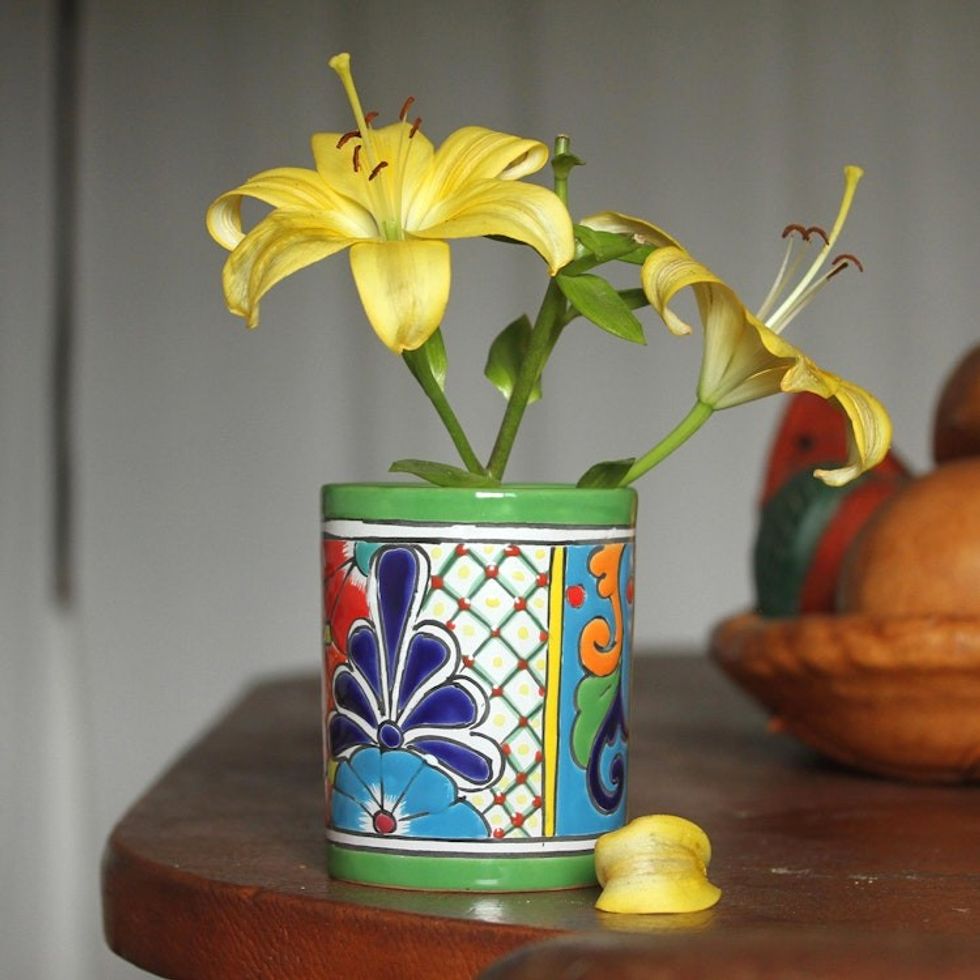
[102,656,980,979]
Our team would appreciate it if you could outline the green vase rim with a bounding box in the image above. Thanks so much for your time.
[321,482,637,527]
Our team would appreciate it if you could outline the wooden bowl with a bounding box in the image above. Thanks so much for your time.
[709,612,980,782]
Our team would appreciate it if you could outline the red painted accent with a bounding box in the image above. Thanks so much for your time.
[537,686,546,698]
[518,716,528,728]
[514,597,526,611]
[485,565,499,579]
[799,475,904,612]
[626,577,635,605]
[536,572,549,587]
[462,656,474,668]
[515,772,527,785]
[538,630,548,643]
[566,584,586,608]
[490,628,501,638]
[430,575,443,590]
[446,621,456,632]
[494,793,506,805]
[502,744,512,756]
[512,813,525,828]
[504,545,520,557]
[493,828,505,839]
[372,811,397,835]
[534,750,543,762]
[455,544,468,556]
[457,597,470,611]
[517,659,528,671]
[533,796,542,808]
[491,686,503,697]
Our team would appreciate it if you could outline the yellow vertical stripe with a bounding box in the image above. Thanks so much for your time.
[543,546,564,837]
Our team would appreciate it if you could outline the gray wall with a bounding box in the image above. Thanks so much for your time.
[4,1,978,975]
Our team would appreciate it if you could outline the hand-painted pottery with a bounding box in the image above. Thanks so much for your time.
[321,483,637,891]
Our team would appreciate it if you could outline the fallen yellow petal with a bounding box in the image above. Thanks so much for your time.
[594,814,722,914]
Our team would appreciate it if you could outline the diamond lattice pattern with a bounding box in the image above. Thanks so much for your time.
[420,542,551,838]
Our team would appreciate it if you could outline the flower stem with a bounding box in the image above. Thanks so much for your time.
[619,400,714,486]
[402,349,485,475]
[486,280,566,480]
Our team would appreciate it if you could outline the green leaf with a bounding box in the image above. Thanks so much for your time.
[403,329,447,390]
[618,287,648,310]
[389,459,500,488]
[556,273,646,344]
[572,671,621,767]
[577,458,635,488]
[574,225,639,264]
[483,315,544,403]
[617,242,656,265]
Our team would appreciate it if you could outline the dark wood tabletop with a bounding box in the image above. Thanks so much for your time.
[102,655,980,979]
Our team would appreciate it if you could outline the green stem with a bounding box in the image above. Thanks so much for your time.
[486,280,566,480]
[402,349,484,475]
[619,400,714,485]
[553,134,571,206]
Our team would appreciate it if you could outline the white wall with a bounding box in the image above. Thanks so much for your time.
[4,1,979,975]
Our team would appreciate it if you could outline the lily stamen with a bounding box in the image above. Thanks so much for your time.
[363,110,379,127]
[399,96,415,121]
[805,225,829,245]
[758,224,816,321]
[336,129,361,149]
[831,252,864,273]
[410,116,422,139]
[352,144,361,173]
[768,165,863,327]
[368,160,389,181]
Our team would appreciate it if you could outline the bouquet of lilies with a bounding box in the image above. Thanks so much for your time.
[207,53,891,489]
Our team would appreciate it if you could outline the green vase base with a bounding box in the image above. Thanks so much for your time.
[327,843,598,892]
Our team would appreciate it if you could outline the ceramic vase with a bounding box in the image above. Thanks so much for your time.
[321,483,637,891]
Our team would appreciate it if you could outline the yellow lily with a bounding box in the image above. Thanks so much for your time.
[584,166,891,487]
[206,53,574,353]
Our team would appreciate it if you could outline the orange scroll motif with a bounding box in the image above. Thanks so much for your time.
[578,543,625,677]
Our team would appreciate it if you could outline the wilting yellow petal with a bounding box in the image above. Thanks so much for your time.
[349,239,451,353]
[595,814,722,914]
[581,211,682,252]
[221,211,356,328]
[415,179,574,274]
[760,328,892,484]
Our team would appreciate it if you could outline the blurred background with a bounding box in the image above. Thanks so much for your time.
[3,0,978,975]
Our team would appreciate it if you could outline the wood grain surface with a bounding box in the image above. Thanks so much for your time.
[102,656,980,979]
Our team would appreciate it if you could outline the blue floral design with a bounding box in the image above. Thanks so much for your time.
[328,545,502,790]
[330,747,489,839]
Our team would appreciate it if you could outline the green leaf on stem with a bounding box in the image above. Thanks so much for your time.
[389,458,500,488]
[484,315,543,403]
[577,458,636,488]
[556,273,646,344]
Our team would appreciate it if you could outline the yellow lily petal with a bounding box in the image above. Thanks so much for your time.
[415,178,575,274]
[760,328,893,484]
[581,211,683,252]
[595,814,722,914]
[349,239,451,353]
[423,126,550,195]
[207,167,374,250]
[221,211,356,328]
